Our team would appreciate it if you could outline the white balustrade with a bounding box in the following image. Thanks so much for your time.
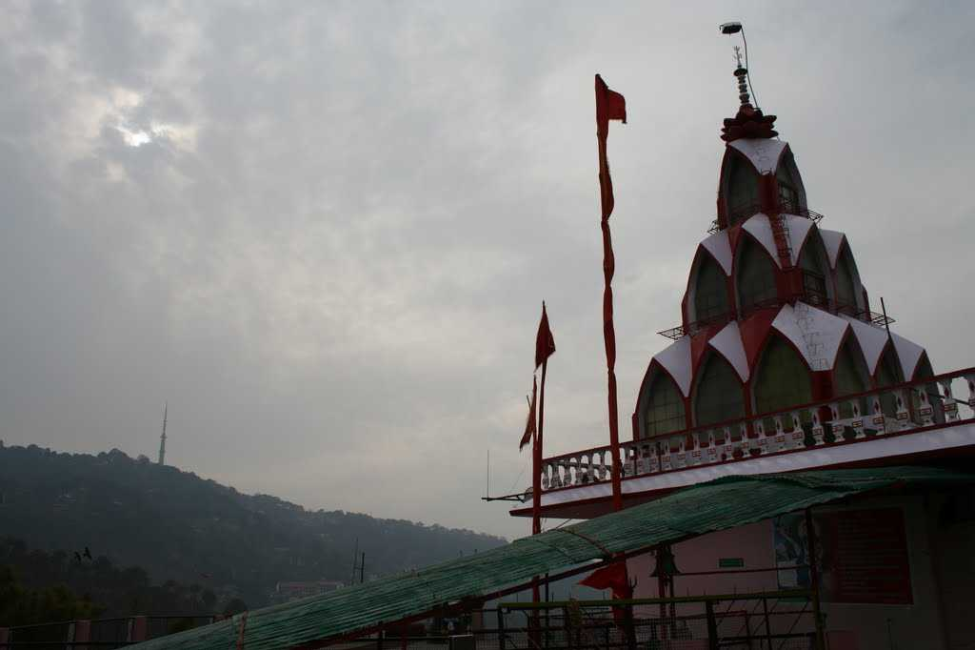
[538,370,975,496]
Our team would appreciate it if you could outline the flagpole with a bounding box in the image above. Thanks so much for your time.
[596,76,625,513]
[533,358,546,535]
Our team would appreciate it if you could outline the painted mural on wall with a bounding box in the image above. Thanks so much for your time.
[774,508,913,604]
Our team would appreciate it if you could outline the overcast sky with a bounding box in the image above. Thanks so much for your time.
[1,1,973,539]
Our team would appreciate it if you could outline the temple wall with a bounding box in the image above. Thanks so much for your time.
[626,490,972,649]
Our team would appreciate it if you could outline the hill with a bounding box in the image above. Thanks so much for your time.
[0,444,505,608]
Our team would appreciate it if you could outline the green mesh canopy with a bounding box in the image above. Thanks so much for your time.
[130,467,971,650]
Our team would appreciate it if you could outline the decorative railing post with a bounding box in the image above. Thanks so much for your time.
[790,412,805,449]
[828,403,841,442]
[660,443,673,471]
[966,374,975,411]
[895,390,911,430]
[706,431,719,464]
[773,415,787,452]
[690,434,702,466]
[941,381,959,422]
[675,440,687,468]
[541,464,549,491]
[811,410,824,446]
[738,423,750,457]
[870,397,886,436]
[851,402,865,439]
[648,444,659,473]
[623,447,635,478]
[635,445,647,476]
[756,419,769,455]
[916,387,935,426]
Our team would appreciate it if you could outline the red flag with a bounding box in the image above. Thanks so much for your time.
[595,74,627,135]
[595,75,627,222]
[535,303,556,369]
[580,563,632,597]
[519,377,537,451]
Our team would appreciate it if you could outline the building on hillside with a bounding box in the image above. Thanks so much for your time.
[507,50,975,649]
[270,580,344,604]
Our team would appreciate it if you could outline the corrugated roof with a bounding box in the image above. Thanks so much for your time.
[130,467,971,650]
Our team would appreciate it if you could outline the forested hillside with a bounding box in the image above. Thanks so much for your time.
[0,445,505,608]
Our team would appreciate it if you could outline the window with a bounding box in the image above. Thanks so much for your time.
[912,356,943,425]
[644,373,686,437]
[693,256,730,324]
[694,355,745,426]
[776,152,805,213]
[876,346,904,417]
[726,157,759,226]
[834,339,869,420]
[737,239,778,312]
[754,336,812,416]
[776,163,800,212]
[799,240,829,307]
[835,248,858,312]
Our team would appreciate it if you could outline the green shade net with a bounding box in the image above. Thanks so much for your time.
[130,467,971,650]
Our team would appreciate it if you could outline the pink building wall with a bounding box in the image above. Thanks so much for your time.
[621,493,964,650]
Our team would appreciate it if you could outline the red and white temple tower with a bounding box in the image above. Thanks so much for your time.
[509,55,975,521]
[501,45,975,649]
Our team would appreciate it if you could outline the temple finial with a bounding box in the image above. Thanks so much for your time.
[719,22,776,142]
[733,46,751,107]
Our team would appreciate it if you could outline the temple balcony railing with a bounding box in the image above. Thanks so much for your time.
[535,366,975,495]
[708,200,824,234]
[658,300,893,341]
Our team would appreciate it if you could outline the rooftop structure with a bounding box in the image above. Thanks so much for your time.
[509,47,975,521]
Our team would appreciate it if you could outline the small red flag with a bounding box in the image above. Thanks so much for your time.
[519,377,538,451]
[595,74,627,136]
[535,303,556,369]
[580,562,631,596]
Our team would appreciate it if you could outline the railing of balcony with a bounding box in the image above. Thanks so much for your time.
[536,367,975,494]
[708,200,824,235]
[657,299,894,342]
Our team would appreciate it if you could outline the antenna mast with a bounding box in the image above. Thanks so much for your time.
[158,402,168,465]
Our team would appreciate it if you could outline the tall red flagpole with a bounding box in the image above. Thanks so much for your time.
[531,303,555,618]
[595,74,626,512]
[533,358,547,536]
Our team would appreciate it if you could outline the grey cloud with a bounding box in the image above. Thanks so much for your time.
[1,1,973,538]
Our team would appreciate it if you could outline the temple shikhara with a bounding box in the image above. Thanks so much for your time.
[512,57,970,521]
